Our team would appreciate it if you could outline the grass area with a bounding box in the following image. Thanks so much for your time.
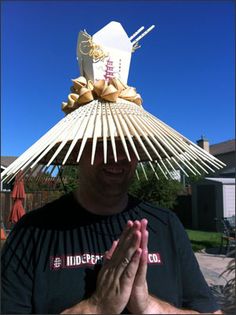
[186,229,222,252]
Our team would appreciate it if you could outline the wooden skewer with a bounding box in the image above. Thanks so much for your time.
[63,104,93,164]
[106,103,118,162]
[131,25,155,45]
[145,113,183,157]
[31,164,45,182]
[171,157,189,177]
[145,115,194,171]
[140,162,148,180]
[74,107,96,163]
[160,160,174,179]
[146,113,210,172]
[102,104,108,164]
[137,115,170,159]
[113,102,140,161]
[23,164,39,183]
[178,156,197,176]
[158,126,218,170]
[147,113,196,156]
[30,140,58,169]
[188,144,224,168]
[133,114,165,160]
[121,109,151,160]
[91,102,102,165]
[2,111,72,178]
[166,159,179,176]
[46,112,83,166]
[77,104,98,163]
[151,113,224,168]
[128,114,154,161]
[184,152,212,173]
[155,161,169,179]
[181,155,202,176]
[3,115,73,182]
[149,116,191,159]
[148,161,159,179]
[106,105,131,162]
[4,155,38,184]
[129,26,144,40]
[107,103,131,162]
[188,141,226,167]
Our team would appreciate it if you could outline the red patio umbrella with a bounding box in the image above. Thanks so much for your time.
[9,171,26,224]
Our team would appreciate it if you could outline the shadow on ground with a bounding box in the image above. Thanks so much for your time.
[204,246,235,258]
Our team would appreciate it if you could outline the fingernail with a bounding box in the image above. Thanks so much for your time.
[141,218,148,226]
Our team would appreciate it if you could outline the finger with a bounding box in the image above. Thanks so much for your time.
[134,231,149,286]
[104,240,118,261]
[116,220,140,249]
[97,223,141,289]
[120,248,142,290]
[114,229,142,279]
[101,221,135,273]
[98,230,141,289]
[118,220,133,244]
[111,221,141,263]
[140,219,148,250]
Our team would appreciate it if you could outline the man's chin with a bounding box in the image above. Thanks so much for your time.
[97,176,129,195]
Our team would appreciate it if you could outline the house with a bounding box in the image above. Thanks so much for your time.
[1,156,63,192]
[197,137,235,178]
[191,177,235,231]
[1,156,18,191]
[189,138,235,231]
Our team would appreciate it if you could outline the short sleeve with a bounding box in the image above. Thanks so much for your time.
[1,223,34,314]
[170,214,220,313]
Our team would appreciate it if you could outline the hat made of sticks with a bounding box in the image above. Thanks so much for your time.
[2,21,225,183]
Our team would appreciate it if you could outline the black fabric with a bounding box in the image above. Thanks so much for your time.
[1,193,219,314]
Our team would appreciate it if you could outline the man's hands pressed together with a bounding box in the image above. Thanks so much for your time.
[61,219,221,314]
[89,220,144,314]
[62,219,146,314]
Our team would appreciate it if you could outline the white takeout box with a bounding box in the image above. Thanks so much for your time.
[77,21,133,84]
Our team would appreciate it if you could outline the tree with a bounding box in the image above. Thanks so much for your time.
[58,165,80,193]
[129,165,184,209]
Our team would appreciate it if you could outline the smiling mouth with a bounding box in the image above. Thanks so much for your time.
[103,167,124,175]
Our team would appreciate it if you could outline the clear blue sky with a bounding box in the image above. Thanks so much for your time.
[1,0,235,156]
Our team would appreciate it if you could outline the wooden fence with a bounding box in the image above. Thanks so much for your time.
[1,191,63,229]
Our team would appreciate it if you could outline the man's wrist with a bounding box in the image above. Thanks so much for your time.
[61,296,102,314]
[141,294,200,314]
[140,294,165,314]
[88,294,103,314]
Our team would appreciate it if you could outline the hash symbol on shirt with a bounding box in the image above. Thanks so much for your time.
[52,257,62,269]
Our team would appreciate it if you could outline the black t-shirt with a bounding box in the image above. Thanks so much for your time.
[1,193,219,314]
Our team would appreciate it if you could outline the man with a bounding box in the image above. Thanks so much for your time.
[1,141,222,314]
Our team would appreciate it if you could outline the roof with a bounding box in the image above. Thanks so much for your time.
[210,139,235,155]
[220,167,235,174]
[205,177,235,185]
[1,156,18,168]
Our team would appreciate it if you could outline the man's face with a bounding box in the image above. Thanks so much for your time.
[78,140,138,197]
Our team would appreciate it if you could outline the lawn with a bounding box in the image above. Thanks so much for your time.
[186,229,222,252]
